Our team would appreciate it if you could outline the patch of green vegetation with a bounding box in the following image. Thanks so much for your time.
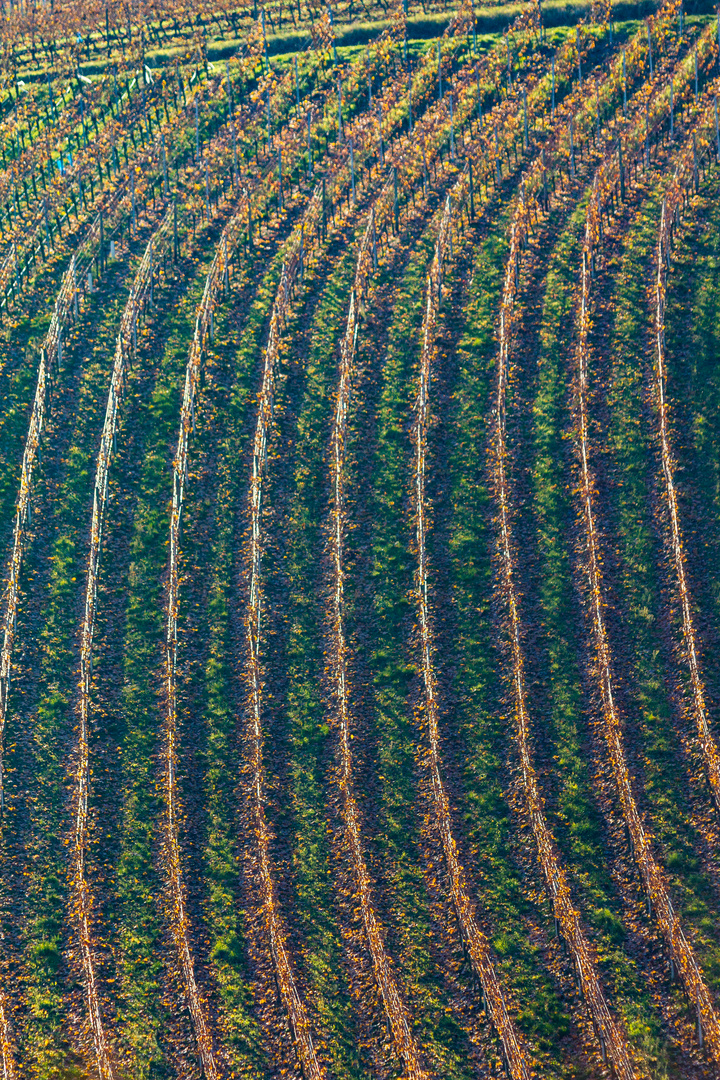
[443,215,573,1071]
[106,253,213,1076]
[186,245,286,1076]
[665,170,720,701]
[264,235,373,1079]
[9,256,132,1078]
[357,219,480,1077]
[606,181,720,993]
[530,193,670,1077]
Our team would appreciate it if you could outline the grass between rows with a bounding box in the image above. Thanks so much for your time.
[7,249,139,1078]
[664,172,720,736]
[263,234,374,1079]
[601,182,720,999]
[528,192,673,1076]
[98,246,215,1076]
[347,214,481,1077]
[436,212,577,1075]
[180,241,286,1077]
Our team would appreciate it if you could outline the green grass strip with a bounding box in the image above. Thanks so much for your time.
[606,183,720,990]
[267,238,372,1080]
[105,245,223,1076]
[664,171,720,709]
[359,224,482,1077]
[443,215,575,1073]
[531,194,673,1077]
[8,257,130,1077]
[183,246,286,1078]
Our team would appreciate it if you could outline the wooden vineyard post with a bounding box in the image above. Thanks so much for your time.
[671,79,674,138]
[162,132,169,196]
[694,130,699,191]
[262,7,269,73]
[307,114,313,178]
[447,194,453,260]
[476,63,483,127]
[595,79,600,140]
[371,207,377,270]
[437,40,442,100]
[44,196,52,249]
[329,3,337,63]
[570,117,575,178]
[350,140,356,205]
[378,100,384,165]
[551,53,555,118]
[225,58,233,116]
[408,73,412,133]
[322,177,327,239]
[695,43,699,102]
